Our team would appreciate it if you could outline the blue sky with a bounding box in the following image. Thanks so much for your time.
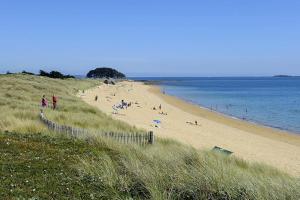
[0,0,299,76]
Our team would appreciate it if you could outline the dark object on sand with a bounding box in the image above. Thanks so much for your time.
[159,111,167,115]
[212,146,233,155]
[186,121,198,125]
[103,79,116,85]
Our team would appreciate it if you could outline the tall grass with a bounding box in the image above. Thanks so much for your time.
[78,137,300,200]
[1,74,299,199]
[0,74,140,134]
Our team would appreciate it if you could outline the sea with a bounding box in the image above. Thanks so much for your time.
[132,77,300,134]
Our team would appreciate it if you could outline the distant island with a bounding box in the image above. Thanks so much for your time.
[273,75,292,77]
[273,75,300,77]
[87,67,126,79]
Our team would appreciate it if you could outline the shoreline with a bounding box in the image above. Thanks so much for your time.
[162,92,297,134]
[149,84,300,146]
[81,81,300,176]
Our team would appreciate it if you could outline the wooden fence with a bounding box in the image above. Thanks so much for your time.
[39,112,154,146]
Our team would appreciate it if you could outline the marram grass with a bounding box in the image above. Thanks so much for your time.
[0,74,299,199]
[0,73,140,134]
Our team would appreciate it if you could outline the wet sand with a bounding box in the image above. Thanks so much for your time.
[81,81,300,176]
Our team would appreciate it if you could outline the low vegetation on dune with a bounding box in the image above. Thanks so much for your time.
[1,132,299,199]
[0,73,139,134]
[0,74,299,199]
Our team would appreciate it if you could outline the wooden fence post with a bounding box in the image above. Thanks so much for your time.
[149,131,154,144]
[134,132,136,144]
[139,134,141,146]
[40,112,152,146]
[130,133,132,144]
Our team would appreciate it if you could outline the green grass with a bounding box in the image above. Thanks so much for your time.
[0,74,300,199]
[1,131,299,199]
[0,73,140,134]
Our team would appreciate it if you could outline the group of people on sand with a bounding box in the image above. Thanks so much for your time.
[119,99,132,109]
[112,99,133,114]
[153,104,168,115]
[41,94,58,110]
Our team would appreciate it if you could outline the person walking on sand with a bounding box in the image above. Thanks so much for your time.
[159,104,162,110]
[52,94,57,110]
[95,95,98,101]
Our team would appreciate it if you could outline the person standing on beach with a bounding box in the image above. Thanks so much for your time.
[52,94,57,110]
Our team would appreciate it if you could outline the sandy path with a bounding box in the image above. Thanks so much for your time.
[80,81,300,176]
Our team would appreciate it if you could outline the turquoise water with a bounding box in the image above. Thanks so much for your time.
[133,77,300,133]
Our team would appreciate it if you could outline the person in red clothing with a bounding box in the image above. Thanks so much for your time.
[52,94,57,110]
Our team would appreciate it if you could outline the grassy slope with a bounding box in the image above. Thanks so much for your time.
[0,74,140,133]
[0,74,300,200]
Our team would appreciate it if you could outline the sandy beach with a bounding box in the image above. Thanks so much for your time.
[81,81,300,176]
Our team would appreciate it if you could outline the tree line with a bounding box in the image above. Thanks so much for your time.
[4,67,126,79]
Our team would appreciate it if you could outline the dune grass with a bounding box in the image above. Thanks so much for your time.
[0,74,299,199]
[79,138,300,200]
[0,73,140,134]
[1,131,299,199]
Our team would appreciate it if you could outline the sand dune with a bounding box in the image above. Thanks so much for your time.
[81,81,300,176]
